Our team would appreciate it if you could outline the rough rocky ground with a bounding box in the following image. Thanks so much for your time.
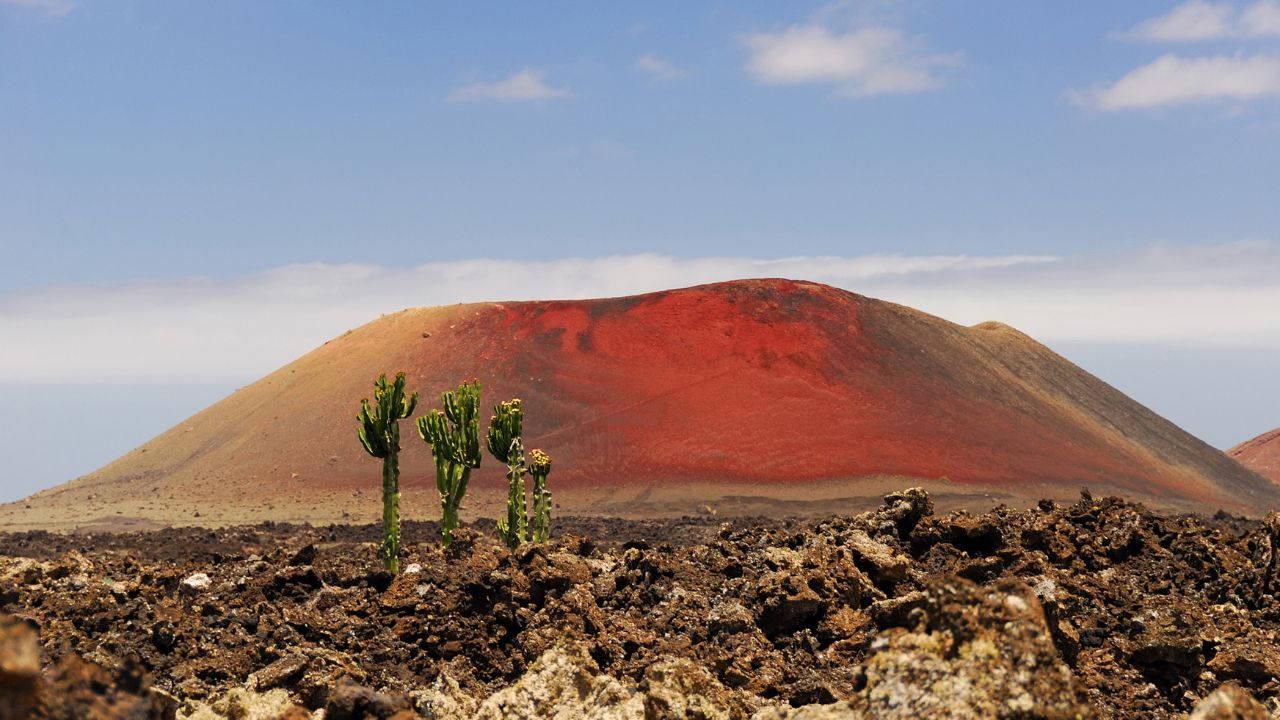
[4,489,1280,719]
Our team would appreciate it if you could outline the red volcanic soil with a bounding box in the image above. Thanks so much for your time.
[1229,428,1280,484]
[7,279,1278,528]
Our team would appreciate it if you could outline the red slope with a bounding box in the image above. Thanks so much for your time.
[20,279,1279,521]
[1229,429,1280,484]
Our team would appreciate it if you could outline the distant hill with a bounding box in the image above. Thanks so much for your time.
[5,278,1276,530]
[1229,428,1280,485]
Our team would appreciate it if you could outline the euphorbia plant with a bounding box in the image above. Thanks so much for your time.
[356,372,417,574]
[417,380,483,547]
[488,399,528,548]
[528,448,553,544]
[486,398,555,547]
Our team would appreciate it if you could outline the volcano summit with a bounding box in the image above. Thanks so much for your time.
[5,279,1274,530]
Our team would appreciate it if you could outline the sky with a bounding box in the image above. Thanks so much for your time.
[2,1,1279,502]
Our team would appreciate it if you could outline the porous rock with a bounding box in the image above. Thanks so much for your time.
[180,686,307,720]
[1188,683,1270,720]
[855,577,1093,719]
[471,645,642,719]
[467,645,745,719]
[409,671,478,720]
[640,656,738,719]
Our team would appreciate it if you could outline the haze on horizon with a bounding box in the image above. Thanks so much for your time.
[2,0,1278,503]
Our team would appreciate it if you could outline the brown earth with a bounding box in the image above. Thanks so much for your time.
[7,489,1280,718]
[3,278,1275,532]
[1229,429,1280,485]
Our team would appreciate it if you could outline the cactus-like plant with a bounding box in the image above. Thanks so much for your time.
[528,449,552,544]
[416,380,482,547]
[356,372,418,574]
[487,399,527,548]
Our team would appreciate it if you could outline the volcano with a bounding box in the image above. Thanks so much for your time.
[6,279,1276,529]
[1229,429,1280,485]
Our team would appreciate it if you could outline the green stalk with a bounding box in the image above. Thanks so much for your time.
[488,399,528,549]
[356,372,417,574]
[382,450,400,574]
[506,438,528,547]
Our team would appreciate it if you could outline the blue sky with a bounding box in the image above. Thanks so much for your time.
[2,1,1280,502]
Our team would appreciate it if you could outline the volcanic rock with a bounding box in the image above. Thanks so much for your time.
[0,614,40,719]
[11,491,1280,717]
[470,645,642,719]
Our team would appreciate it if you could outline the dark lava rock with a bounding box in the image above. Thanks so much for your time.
[288,544,317,567]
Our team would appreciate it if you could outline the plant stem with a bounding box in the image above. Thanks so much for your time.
[382,450,400,573]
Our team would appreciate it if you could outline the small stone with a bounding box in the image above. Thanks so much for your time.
[152,620,177,652]
[404,563,422,575]
[845,530,912,583]
[182,573,212,593]
[325,677,411,720]
[288,544,316,566]
[253,655,309,691]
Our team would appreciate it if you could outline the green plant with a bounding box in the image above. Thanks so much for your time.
[417,380,483,547]
[487,399,528,548]
[528,448,553,544]
[356,372,418,574]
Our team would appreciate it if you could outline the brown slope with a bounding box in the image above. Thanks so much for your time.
[1229,429,1280,484]
[7,279,1277,529]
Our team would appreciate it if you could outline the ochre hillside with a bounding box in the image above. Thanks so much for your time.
[1229,429,1280,484]
[7,279,1276,529]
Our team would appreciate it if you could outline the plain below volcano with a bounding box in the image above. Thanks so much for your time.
[4,278,1275,531]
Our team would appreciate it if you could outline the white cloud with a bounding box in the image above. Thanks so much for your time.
[635,54,687,80]
[1129,1,1236,41]
[1242,0,1280,34]
[447,68,572,102]
[1072,53,1280,109]
[0,0,75,17]
[1127,0,1280,41]
[6,243,1280,385]
[873,240,1280,347]
[743,23,961,97]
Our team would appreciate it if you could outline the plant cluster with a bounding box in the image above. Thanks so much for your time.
[416,380,482,548]
[356,373,555,571]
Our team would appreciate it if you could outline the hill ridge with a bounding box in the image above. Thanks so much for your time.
[4,278,1275,530]
[1229,428,1280,484]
